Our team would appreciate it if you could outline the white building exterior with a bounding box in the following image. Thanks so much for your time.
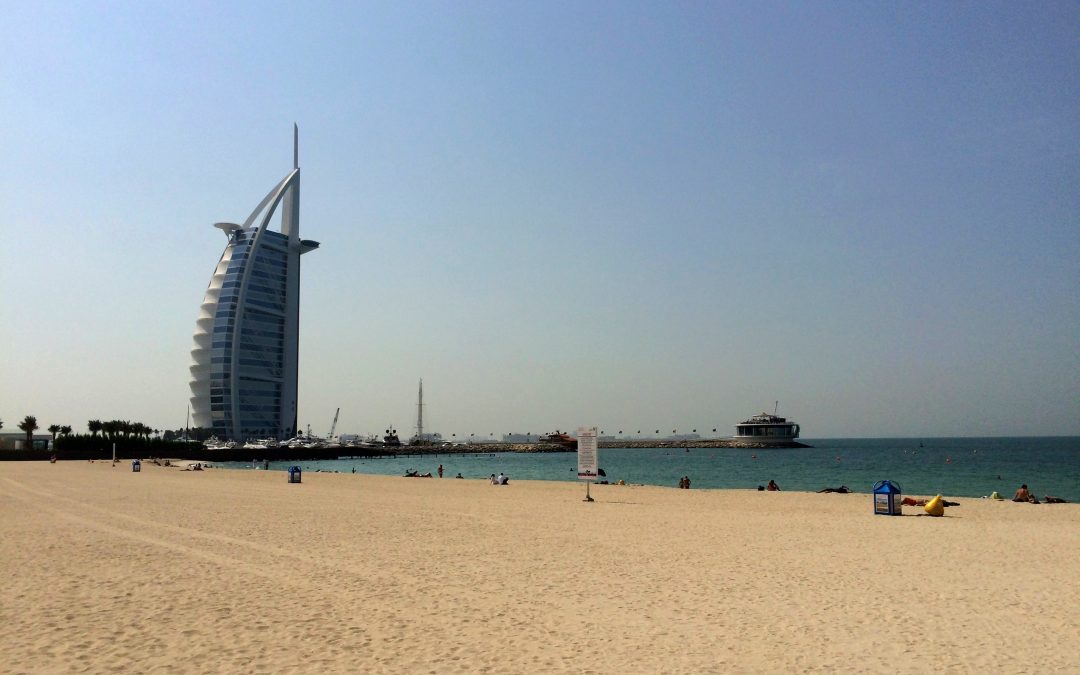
[188,127,318,440]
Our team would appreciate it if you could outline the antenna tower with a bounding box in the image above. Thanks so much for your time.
[416,379,424,442]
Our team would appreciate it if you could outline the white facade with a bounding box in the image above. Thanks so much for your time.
[188,127,318,440]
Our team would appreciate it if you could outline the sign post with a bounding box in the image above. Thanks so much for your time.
[577,426,598,502]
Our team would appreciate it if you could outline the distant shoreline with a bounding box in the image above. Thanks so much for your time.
[0,439,809,463]
[508,439,811,452]
[317,438,810,457]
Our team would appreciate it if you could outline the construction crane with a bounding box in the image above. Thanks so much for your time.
[327,407,340,440]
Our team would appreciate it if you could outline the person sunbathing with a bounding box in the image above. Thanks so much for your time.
[902,497,961,507]
[817,486,851,493]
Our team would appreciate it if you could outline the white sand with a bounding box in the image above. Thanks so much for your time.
[2,461,1077,673]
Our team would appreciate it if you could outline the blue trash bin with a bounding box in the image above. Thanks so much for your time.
[288,466,302,484]
[132,459,141,473]
[873,480,902,515]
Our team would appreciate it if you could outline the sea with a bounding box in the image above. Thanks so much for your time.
[221,437,1080,502]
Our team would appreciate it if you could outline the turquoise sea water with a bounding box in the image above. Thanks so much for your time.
[222,437,1080,501]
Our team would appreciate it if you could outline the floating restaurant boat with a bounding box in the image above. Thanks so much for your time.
[540,431,578,449]
[734,407,801,443]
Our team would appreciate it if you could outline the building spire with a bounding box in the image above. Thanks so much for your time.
[293,123,299,169]
[416,378,424,442]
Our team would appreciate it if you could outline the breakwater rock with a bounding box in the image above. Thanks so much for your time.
[344,438,809,457]
[3,439,806,463]
[210,439,809,461]
[333,439,810,457]
[600,439,810,449]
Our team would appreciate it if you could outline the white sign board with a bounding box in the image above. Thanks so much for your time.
[577,426,598,480]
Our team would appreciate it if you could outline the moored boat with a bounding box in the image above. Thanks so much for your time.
[735,408,800,443]
[540,431,578,449]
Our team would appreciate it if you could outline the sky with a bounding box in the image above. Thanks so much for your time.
[2,1,1078,439]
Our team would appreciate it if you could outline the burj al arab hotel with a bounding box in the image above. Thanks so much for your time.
[189,126,319,441]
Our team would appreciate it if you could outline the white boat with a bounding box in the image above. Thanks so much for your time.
[735,407,800,442]
[284,434,325,449]
[203,436,239,449]
[242,438,280,450]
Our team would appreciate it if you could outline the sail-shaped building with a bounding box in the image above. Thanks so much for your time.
[188,127,319,441]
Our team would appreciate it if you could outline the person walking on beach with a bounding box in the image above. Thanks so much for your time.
[437,464,443,478]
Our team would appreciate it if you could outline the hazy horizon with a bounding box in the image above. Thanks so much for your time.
[2,2,1078,439]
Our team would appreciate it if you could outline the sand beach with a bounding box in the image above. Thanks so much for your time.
[2,461,1077,673]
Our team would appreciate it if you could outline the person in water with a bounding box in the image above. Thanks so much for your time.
[767,480,780,491]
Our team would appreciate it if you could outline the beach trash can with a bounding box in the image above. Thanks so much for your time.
[873,480,902,515]
[288,466,302,484]
[132,459,141,473]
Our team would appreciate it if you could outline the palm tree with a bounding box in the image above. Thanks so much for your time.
[60,425,72,436]
[18,415,38,449]
[88,419,102,437]
[47,424,61,441]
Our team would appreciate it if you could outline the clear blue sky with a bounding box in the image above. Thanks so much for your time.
[2,1,1078,439]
